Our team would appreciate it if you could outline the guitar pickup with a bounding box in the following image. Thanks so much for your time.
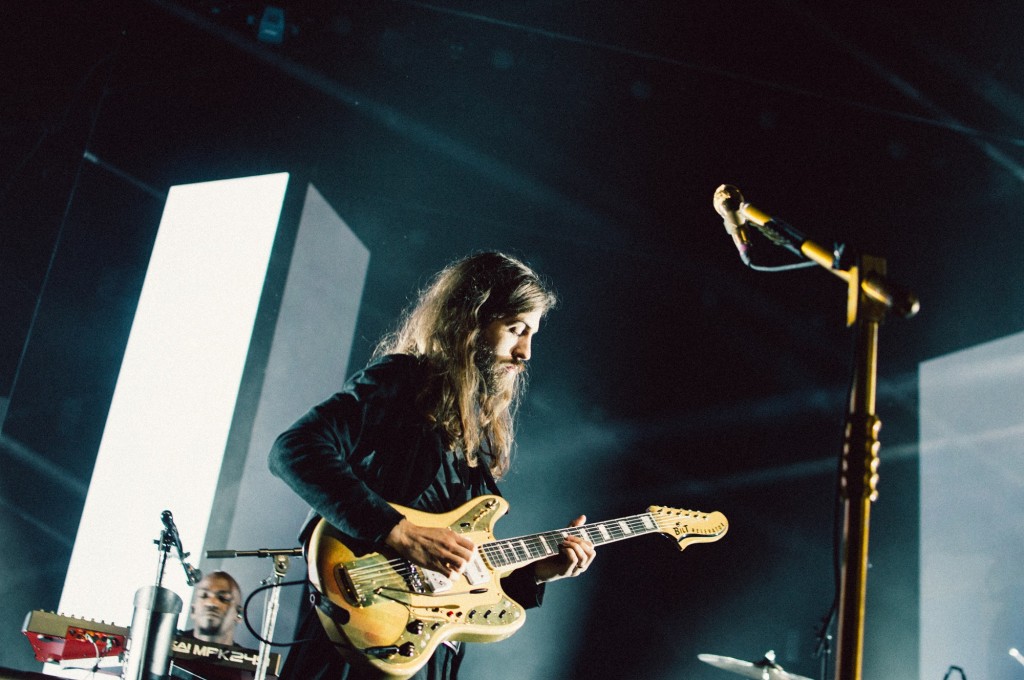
[419,568,453,593]
[419,553,490,593]
[463,553,489,586]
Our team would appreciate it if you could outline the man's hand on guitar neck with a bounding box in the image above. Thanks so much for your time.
[384,517,476,580]
[383,513,596,585]
[532,515,596,584]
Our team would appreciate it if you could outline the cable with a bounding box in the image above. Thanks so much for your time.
[241,579,317,647]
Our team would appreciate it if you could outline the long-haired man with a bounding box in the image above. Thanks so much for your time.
[270,251,595,679]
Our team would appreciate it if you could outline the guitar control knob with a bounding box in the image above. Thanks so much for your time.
[399,642,416,657]
[406,619,425,635]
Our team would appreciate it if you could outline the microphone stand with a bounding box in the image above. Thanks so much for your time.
[123,516,185,680]
[255,555,291,680]
[733,196,918,680]
[207,547,303,680]
[783,248,913,680]
[834,252,887,680]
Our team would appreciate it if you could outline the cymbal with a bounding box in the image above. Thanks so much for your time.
[698,653,812,680]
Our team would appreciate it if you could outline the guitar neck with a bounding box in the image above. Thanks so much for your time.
[480,513,660,571]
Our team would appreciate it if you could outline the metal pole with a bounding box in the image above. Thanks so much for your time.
[254,555,290,680]
[833,255,886,680]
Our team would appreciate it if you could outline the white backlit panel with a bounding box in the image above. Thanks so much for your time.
[920,331,1024,680]
[53,173,289,657]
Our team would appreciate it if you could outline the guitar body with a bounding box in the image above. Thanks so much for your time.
[308,495,524,677]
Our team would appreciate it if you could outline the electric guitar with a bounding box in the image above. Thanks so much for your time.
[307,494,728,677]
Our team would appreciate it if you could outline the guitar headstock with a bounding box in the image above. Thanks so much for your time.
[647,506,729,551]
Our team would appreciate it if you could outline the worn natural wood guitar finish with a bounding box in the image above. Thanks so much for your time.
[307,494,728,677]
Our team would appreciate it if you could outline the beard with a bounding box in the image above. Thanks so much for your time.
[474,344,521,395]
[196,614,224,637]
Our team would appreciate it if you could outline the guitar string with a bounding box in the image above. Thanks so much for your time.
[344,510,711,581]
[483,515,656,565]
[343,513,659,580]
[341,511,717,597]
[342,512,699,584]
[344,518,655,585]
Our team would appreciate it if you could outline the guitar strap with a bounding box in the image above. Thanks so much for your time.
[480,464,502,499]
[477,439,503,499]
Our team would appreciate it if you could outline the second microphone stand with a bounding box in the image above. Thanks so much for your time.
[255,554,291,680]
[207,547,303,680]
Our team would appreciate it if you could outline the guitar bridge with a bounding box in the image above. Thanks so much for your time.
[338,554,422,606]
[337,563,372,606]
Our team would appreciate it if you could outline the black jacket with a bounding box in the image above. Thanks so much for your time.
[268,353,544,607]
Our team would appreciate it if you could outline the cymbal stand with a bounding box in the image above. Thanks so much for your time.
[812,617,832,680]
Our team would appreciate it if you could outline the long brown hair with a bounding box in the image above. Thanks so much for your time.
[373,252,557,478]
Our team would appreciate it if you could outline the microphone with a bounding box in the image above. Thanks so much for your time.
[160,510,183,551]
[161,510,202,586]
[713,184,920,318]
[713,184,753,266]
[713,184,840,270]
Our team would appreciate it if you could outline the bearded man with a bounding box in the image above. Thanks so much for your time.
[269,252,595,679]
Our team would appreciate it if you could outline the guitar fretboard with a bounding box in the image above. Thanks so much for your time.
[479,513,660,570]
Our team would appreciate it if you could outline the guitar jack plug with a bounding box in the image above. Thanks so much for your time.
[364,643,416,659]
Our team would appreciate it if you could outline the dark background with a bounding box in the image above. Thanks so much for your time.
[3,1,1023,678]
